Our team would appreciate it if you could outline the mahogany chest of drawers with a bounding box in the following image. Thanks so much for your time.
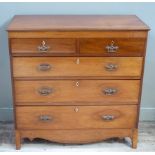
[7,15,149,149]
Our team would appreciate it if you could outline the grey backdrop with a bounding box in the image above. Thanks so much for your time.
[0,2,155,121]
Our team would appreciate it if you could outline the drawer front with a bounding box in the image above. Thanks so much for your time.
[15,80,140,104]
[80,38,146,56]
[16,105,137,129]
[11,39,76,54]
[13,57,143,78]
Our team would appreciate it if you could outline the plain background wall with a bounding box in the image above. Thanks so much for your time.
[0,2,155,121]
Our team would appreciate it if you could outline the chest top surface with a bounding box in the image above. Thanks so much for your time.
[7,15,149,31]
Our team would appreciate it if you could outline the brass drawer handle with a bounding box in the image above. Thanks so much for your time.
[38,40,50,52]
[38,87,53,96]
[38,63,51,71]
[103,88,117,95]
[105,41,119,53]
[39,115,52,122]
[102,115,115,121]
[105,63,118,71]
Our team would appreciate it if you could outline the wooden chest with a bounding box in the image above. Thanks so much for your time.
[7,15,149,149]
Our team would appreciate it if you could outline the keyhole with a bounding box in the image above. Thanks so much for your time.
[74,107,79,112]
[76,81,80,87]
[76,58,80,64]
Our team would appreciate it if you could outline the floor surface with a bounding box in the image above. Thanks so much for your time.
[0,121,155,152]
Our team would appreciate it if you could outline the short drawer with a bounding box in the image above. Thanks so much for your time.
[15,80,140,105]
[11,39,76,54]
[13,57,143,78]
[80,38,146,56]
[16,105,137,129]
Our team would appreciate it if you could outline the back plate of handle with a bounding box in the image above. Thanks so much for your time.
[105,63,118,71]
[103,88,117,95]
[102,115,115,121]
[38,63,51,71]
[39,115,52,122]
[38,87,53,96]
[105,41,119,53]
[38,40,50,52]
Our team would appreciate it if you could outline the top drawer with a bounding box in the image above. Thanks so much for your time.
[80,38,146,56]
[11,38,76,55]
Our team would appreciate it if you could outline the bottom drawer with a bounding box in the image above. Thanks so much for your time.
[16,105,137,129]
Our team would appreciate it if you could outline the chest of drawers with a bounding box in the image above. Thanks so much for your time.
[7,15,149,150]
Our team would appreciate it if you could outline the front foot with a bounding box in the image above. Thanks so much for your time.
[132,128,138,149]
[15,130,21,150]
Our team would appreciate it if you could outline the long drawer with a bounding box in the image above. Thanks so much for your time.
[16,105,137,129]
[15,80,140,105]
[13,57,143,78]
